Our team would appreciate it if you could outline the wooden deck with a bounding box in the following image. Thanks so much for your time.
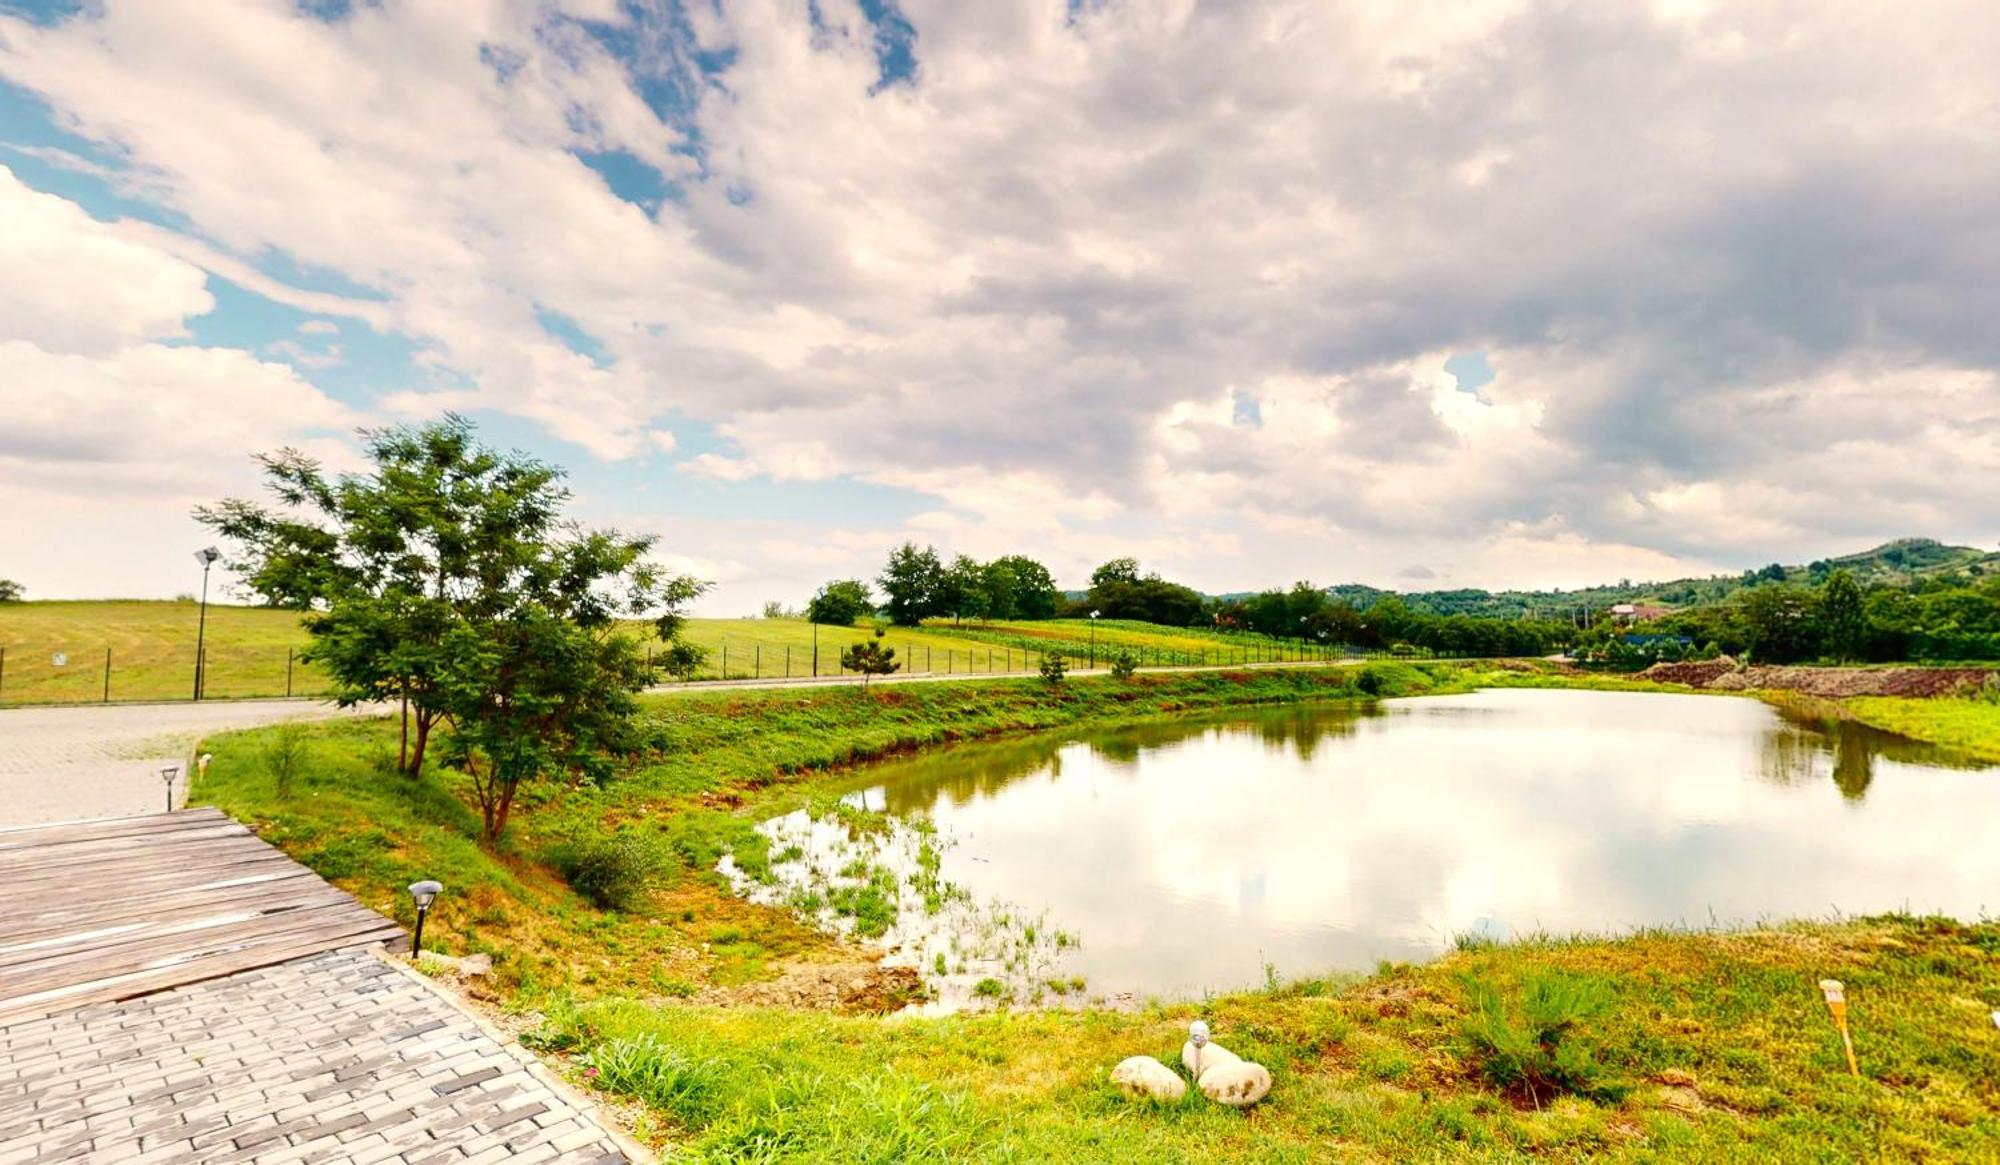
[0,807,405,1025]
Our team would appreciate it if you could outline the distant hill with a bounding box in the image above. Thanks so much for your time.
[1322,538,1998,620]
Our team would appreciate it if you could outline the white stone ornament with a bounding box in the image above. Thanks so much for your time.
[1111,1055,1186,1103]
[1198,1060,1273,1108]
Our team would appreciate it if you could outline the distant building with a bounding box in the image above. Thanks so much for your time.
[1609,603,1672,623]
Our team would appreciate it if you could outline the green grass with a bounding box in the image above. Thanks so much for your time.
[523,916,2000,1161]
[0,600,1301,705]
[0,599,330,704]
[1840,695,2000,762]
[181,661,2000,1159]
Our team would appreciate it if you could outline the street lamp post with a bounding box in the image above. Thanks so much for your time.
[159,765,180,813]
[191,547,221,700]
[1089,609,1101,668]
[408,880,443,957]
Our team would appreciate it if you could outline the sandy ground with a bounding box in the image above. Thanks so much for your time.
[0,699,380,827]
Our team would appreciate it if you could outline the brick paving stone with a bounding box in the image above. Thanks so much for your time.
[0,950,632,1163]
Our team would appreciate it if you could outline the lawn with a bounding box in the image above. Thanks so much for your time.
[184,662,2000,1161]
[0,601,1120,704]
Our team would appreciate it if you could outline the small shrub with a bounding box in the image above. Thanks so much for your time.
[264,722,310,798]
[1038,653,1068,686]
[1459,970,1624,1105]
[546,832,666,911]
[1355,666,1387,696]
[972,977,1008,1000]
[582,1033,729,1128]
[1108,650,1138,680]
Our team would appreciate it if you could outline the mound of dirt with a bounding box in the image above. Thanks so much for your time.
[703,960,926,1014]
[1649,662,1993,698]
[1636,657,1739,687]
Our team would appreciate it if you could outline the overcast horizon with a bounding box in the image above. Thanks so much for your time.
[4,1,1998,615]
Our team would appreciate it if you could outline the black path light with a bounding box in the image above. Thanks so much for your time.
[159,765,180,813]
[1089,609,1101,668]
[191,547,221,700]
[408,880,443,957]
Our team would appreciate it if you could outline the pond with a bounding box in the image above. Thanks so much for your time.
[734,689,1999,1006]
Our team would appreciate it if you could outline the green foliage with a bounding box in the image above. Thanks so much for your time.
[545,831,667,911]
[1818,569,1866,661]
[1108,650,1137,680]
[1037,652,1067,685]
[878,542,945,626]
[583,1034,729,1128]
[0,578,22,602]
[807,579,873,625]
[1459,970,1623,1104]
[197,416,707,801]
[264,721,309,798]
[839,628,901,690]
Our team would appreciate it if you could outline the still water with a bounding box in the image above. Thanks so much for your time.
[810,689,1998,1000]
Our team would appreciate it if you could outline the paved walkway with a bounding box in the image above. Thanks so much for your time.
[0,949,632,1163]
[0,700,377,827]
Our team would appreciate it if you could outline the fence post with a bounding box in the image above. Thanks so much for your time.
[755,645,761,680]
[103,648,112,703]
[722,645,728,680]
[286,648,294,698]
[786,646,791,678]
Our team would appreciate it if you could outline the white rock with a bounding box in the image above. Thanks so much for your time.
[1182,1039,1241,1078]
[1198,1060,1273,1107]
[1111,1055,1186,1102]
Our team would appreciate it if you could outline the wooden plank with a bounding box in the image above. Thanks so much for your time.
[0,868,326,944]
[0,808,231,848]
[0,806,403,1026]
[0,900,398,988]
[0,824,255,870]
[0,921,404,1026]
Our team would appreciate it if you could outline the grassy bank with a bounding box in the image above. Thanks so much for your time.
[187,663,2000,1160]
[193,664,1448,995]
[527,915,2000,1161]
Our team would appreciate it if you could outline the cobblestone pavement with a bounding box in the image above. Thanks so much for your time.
[0,700,380,827]
[0,949,634,1164]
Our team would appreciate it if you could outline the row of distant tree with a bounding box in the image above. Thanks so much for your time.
[1593,569,2000,664]
[802,547,1572,657]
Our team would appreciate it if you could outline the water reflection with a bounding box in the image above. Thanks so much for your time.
[817,689,1999,999]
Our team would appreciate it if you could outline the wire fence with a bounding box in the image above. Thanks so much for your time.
[0,636,1468,706]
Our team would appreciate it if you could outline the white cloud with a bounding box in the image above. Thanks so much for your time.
[4,1,2000,605]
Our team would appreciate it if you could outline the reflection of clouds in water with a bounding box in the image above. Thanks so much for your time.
[840,690,2000,999]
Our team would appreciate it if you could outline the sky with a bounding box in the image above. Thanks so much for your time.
[2,0,1997,615]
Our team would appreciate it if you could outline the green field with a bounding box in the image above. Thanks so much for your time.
[182,664,2000,1161]
[0,601,1290,705]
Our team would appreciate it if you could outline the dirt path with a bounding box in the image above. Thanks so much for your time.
[0,698,380,826]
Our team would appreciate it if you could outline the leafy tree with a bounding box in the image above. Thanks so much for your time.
[0,578,21,602]
[938,554,986,623]
[807,579,873,625]
[1108,650,1138,680]
[1817,570,1866,662]
[878,543,943,626]
[988,554,1060,619]
[1038,651,1068,686]
[197,417,705,791]
[978,558,1019,621]
[1737,584,1820,663]
[1090,557,1141,589]
[840,627,901,691]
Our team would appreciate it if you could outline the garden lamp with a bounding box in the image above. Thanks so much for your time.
[1090,609,1100,667]
[159,765,179,813]
[408,880,443,957]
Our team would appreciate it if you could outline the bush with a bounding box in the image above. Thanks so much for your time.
[1355,666,1386,696]
[1038,653,1068,686]
[264,722,310,798]
[546,831,666,911]
[1459,970,1624,1105]
[1108,650,1138,680]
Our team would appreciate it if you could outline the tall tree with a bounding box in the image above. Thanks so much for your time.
[1817,569,1866,662]
[197,417,705,783]
[938,554,986,623]
[0,578,22,602]
[989,554,1060,619]
[878,543,943,626]
[807,579,873,625]
[1090,557,1141,588]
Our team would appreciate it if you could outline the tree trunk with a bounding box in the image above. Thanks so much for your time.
[483,778,517,841]
[407,708,435,778]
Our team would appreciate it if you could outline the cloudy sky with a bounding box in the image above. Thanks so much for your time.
[3,0,1996,613]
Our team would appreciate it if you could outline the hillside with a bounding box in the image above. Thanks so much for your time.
[1326,538,1997,618]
